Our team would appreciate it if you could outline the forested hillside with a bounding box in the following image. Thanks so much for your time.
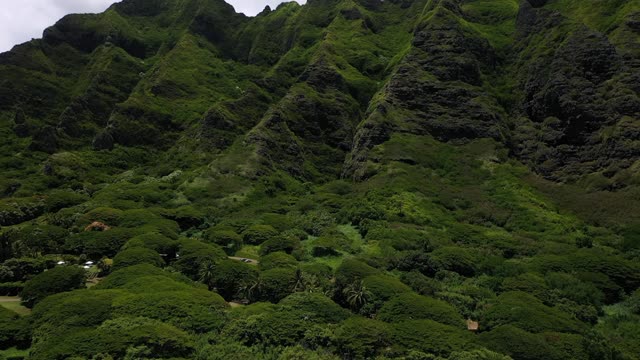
[0,0,639,359]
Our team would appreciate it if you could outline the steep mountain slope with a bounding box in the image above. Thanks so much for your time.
[0,0,639,359]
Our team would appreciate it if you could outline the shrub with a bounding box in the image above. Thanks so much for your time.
[334,317,391,359]
[378,292,464,326]
[94,264,192,290]
[0,306,30,349]
[448,348,513,360]
[64,228,134,258]
[544,272,604,307]
[242,225,279,245]
[260,252,298,271]
[224,310,308,347]
[0,196,46,226]
[362,274,411,310]
[112,247,164,271]
[391,320,475,357]
[0,282,24,296]
[30,316,195,360]
[428,247,478,277]
[570,249,640,294]
[501,272,549,301]
[300,263,333,279]
[77,207,123,227]
[335,258,379,287]
[260,213,293,232]
[311,237,341,257]
[399,271,441,296]
[122,233,178,257]
[1,257,54,282]
[117,209,164,228]
[10,224,68,255]
[260,235,300,256]
[44,190,88,212]
[542,332,589,360]
[628,289,640,314]
[259,268,297,303]
[204,229,243,255]
[480,291,585,334]
[575,271,623,304]
[279,292,350,323]
[212,260,259,301]
[31,289,121,335]
[20,266,86,308]
[173,239,226,279]
[479,325,563,360]
[161,206,205,230]
[112,289,228,333]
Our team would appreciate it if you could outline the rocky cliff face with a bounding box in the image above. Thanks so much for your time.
[512,1,640,188]
[0,0,638,188]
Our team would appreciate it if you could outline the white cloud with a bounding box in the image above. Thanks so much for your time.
[0,0,305,52]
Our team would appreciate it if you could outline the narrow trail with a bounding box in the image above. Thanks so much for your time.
[228,256,259,265]
[0,296,20,303]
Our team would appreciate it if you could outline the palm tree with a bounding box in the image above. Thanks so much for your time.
[292,268,306,292]
[199,260,216,291]
[343,280,371,311]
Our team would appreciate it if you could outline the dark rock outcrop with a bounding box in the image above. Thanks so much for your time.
[92,130,115,151]
[28,126,58,154]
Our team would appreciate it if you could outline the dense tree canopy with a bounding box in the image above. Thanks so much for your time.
[0,0,639,358]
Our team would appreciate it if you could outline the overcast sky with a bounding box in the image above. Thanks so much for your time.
[0,0,304,52]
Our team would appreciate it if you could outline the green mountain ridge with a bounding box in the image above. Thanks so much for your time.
[0,0,639,359]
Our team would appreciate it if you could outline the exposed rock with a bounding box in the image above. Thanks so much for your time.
[514,21,640,182]
[341,8,363,20]
[515,1,562,38]
[13,108,25,124]
[299,59,347,91]
[246,110,306,177]
[628,14,640,32]
[92,130,115,151]
[198,107,238,150]
[28,126,58,154]
[527,0,548,8]
[43,162,53,176]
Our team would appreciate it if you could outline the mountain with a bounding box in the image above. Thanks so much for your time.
[0,0,639,359]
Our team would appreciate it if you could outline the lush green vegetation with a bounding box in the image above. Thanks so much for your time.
[0,0,638,359]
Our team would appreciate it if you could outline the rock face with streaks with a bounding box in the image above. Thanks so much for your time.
[0,0,638,187]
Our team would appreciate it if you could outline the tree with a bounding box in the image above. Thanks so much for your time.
[212,260,259,301]
[480,291,585,334]
[343,280,372,311]
[479,325,563,360]
[391,320,475,358]
[204,229,242,255]
[259,236,301,256]
[279,292,350,323]
[242,225,279,245]
[377,292,463,326]
[0,306,30,349]
[199,260,216,291]
[21,266,86,308]
[173,239,226,280]
[259,268,297,303]
[260,252,298,271]
[292,268,306,292]
[112,247,164,271]
[335,317,391,359]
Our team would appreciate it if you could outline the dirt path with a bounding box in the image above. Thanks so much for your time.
[0,296,20,303]
[228,256,259,265]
